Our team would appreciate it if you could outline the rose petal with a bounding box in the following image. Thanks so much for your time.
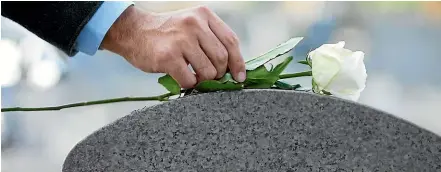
[310,41,367,101]
[334,41,345,48]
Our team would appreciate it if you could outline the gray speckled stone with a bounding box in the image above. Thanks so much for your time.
[63,90,441,172]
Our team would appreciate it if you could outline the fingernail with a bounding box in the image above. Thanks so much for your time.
[237,71,246,82]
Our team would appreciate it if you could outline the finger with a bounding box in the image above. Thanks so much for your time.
[182,41,217,82]
[167,57,197,89]
[197,24,228,79]
[206,12,246,82]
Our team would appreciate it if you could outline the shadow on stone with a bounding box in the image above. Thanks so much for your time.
[62,89,441,171]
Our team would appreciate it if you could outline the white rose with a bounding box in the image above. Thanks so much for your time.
[308,41,367,101]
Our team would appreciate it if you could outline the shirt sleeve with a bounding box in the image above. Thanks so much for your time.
[74,1,134,56]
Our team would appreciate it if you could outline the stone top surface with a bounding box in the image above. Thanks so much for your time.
[63,90,441,172]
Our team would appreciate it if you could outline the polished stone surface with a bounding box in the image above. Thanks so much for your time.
[63,90,441,171]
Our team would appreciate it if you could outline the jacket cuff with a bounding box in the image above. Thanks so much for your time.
[74,1,134,56]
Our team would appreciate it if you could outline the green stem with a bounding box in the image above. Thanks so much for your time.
[1,71,313,113]
[279,71,312,79]
[1,92,175,112]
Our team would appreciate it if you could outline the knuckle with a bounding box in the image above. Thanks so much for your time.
[197,65,217,80]
[212,53,228,73]
[224,34,239,47]
[156,47,172,58]
[216,49,229,65]
[181,15,199,27]
[156,54,172,65]
[196,5,211,14]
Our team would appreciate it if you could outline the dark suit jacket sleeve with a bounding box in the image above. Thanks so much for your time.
[1,1,104,56]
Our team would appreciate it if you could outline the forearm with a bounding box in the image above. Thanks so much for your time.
[100,6,140,56]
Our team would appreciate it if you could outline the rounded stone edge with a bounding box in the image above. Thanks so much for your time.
[62,89,440,171]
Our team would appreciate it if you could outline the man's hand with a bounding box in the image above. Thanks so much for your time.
[101,5,246,88]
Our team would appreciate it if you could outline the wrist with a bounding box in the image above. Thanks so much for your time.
[101,6,153,56]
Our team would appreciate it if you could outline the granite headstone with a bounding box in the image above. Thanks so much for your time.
[63,90,441,171]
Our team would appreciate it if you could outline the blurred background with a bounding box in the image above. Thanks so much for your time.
[1,1,441,171]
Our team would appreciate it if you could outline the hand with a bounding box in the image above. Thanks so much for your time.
[101,5,246,88]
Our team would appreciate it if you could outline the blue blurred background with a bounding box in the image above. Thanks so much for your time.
[1,1,441,171]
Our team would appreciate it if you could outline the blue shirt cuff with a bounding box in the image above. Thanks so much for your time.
[75,1,134,56]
